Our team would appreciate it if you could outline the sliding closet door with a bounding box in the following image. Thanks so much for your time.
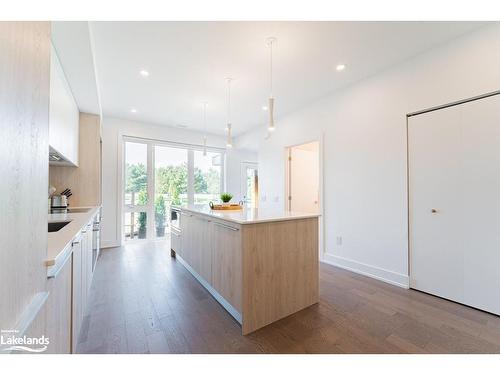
[460,95,500,314]
[408,105,465,303]
[409,94,500,315]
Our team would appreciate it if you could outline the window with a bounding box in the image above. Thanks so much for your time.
[154,146,188,238]
[194,150,222,205]
[122,137,225,242]
[124,142,148,240]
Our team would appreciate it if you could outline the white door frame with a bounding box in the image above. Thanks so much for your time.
[284,135,325,260]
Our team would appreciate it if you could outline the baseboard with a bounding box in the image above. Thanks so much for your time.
[101,240,120,249]
[321,253,409,289]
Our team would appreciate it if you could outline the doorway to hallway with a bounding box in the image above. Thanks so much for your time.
[285,141,320,213]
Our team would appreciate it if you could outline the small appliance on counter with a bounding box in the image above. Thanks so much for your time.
[49,188,72,212]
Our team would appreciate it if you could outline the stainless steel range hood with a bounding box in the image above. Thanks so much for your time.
[49,146,73,166]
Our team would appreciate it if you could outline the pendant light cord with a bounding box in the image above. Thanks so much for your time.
[269,40,273,98]
[227,78,232,124]
[203,102,207,133]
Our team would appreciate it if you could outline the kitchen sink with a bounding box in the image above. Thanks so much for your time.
[48,221,71,232]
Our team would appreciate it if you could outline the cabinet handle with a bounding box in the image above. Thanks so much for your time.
[213,222,239,231]
[47,247,72,279]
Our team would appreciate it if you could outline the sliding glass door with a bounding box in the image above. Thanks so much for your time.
[123,137,224,242]
[154,145,188,238]
[124,141,149,241]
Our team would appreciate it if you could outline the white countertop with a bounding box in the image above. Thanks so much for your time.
[177,204,320,225]
[47,206,100,267]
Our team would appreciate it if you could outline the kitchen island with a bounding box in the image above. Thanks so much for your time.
[171,205,320,334]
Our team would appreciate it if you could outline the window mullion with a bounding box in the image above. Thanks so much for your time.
[187,149,194,205]
[147,142,155,238]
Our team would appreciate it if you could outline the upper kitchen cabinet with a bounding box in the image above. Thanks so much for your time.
[49,44,80,166]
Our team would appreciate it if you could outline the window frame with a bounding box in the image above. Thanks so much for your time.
[120,135,226,243]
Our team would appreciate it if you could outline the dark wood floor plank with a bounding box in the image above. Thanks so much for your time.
[77,239,500,354]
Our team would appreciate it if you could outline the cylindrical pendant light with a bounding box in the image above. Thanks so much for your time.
[226,78,233,149]
[266,37,276,133]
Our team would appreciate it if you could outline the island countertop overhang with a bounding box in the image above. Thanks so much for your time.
[174,204,320,225]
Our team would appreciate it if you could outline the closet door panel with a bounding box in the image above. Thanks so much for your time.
[461,95,500,314]
[408,105,465,303]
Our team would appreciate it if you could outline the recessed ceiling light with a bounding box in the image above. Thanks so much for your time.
[262,106,268,111]
[336,64,346,71]
[139,70,150,77]
[130,108,137,113]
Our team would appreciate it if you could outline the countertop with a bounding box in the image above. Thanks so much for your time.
[47,206,100,268]
[177,204,320,225]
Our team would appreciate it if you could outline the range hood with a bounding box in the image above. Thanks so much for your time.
[49,146,73,166]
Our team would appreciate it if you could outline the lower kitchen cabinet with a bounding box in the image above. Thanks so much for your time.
[71,236,83,353]
[71,221,94,352]
[45,256,72,353]
[192,215,213,284]
[211,220,242,312]
[171,229,181,256]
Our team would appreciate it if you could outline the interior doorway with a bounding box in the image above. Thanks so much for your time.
[285,141,320,213]
[241,162,258,208]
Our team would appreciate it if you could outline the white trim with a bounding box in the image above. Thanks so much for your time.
[101,240,119,249]
[322,253,409,289]
[176,255,242,324]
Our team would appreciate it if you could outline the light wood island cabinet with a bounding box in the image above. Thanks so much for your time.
[172,205,320,334]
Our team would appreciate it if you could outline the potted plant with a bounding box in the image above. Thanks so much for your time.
[137,190,147,239]
[220,192,233,205]
[155,195,166,237]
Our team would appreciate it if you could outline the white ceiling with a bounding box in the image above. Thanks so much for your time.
[56,21,487,136]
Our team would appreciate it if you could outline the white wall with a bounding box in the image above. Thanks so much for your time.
[226,149,258,203]
[101,116,256,247]
[236,24,500,287]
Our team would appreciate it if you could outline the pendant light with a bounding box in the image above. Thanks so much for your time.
[202,101,208,156]
[226,78,233,149]
[266,37,276,133]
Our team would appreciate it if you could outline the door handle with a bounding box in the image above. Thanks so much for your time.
[431,208,439,214]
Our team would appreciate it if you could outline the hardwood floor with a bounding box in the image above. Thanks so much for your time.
[77,240,500,354]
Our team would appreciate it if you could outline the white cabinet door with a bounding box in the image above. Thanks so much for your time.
[49,44,79,166]
[180,212,192,264]
[409,94,500,315]
[71,237,83,352]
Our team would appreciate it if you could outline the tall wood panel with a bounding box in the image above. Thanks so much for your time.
[49,112,101,206]
[241,218,319,334]
[0,22,51,335]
